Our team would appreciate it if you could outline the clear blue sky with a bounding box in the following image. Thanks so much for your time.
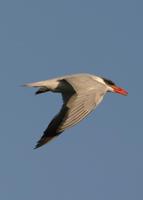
[0,0,142,199]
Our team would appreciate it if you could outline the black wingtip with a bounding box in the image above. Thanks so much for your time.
[33,145,38,150]
[35,91,41,95]
[35,90,46,95]
[35,88,50,95]
[33,135,59,149]
[33,142,43,149]
[33,137,50,149]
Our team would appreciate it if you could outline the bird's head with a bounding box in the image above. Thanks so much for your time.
[102,78,128,96]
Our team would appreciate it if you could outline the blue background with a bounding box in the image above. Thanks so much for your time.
[0,0,142,199]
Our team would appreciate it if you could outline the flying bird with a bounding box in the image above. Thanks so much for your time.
[24,73,128,149]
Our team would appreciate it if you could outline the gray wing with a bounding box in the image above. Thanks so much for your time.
[34,88,104,149]
[58,91,100,132]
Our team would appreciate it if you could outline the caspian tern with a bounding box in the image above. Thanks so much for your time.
[24,73,128,149]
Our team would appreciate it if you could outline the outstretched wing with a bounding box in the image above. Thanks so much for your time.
[34,89,104,149]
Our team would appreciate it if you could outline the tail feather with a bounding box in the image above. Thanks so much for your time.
[23,79,59,92]
[23,80,50,88]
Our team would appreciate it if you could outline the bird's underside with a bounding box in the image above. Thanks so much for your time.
[24,74,107,148]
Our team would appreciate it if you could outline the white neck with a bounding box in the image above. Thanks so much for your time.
[92,75,114,92]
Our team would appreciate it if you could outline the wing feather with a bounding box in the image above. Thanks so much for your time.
[34,78,106,149]
[58,93,96,132]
